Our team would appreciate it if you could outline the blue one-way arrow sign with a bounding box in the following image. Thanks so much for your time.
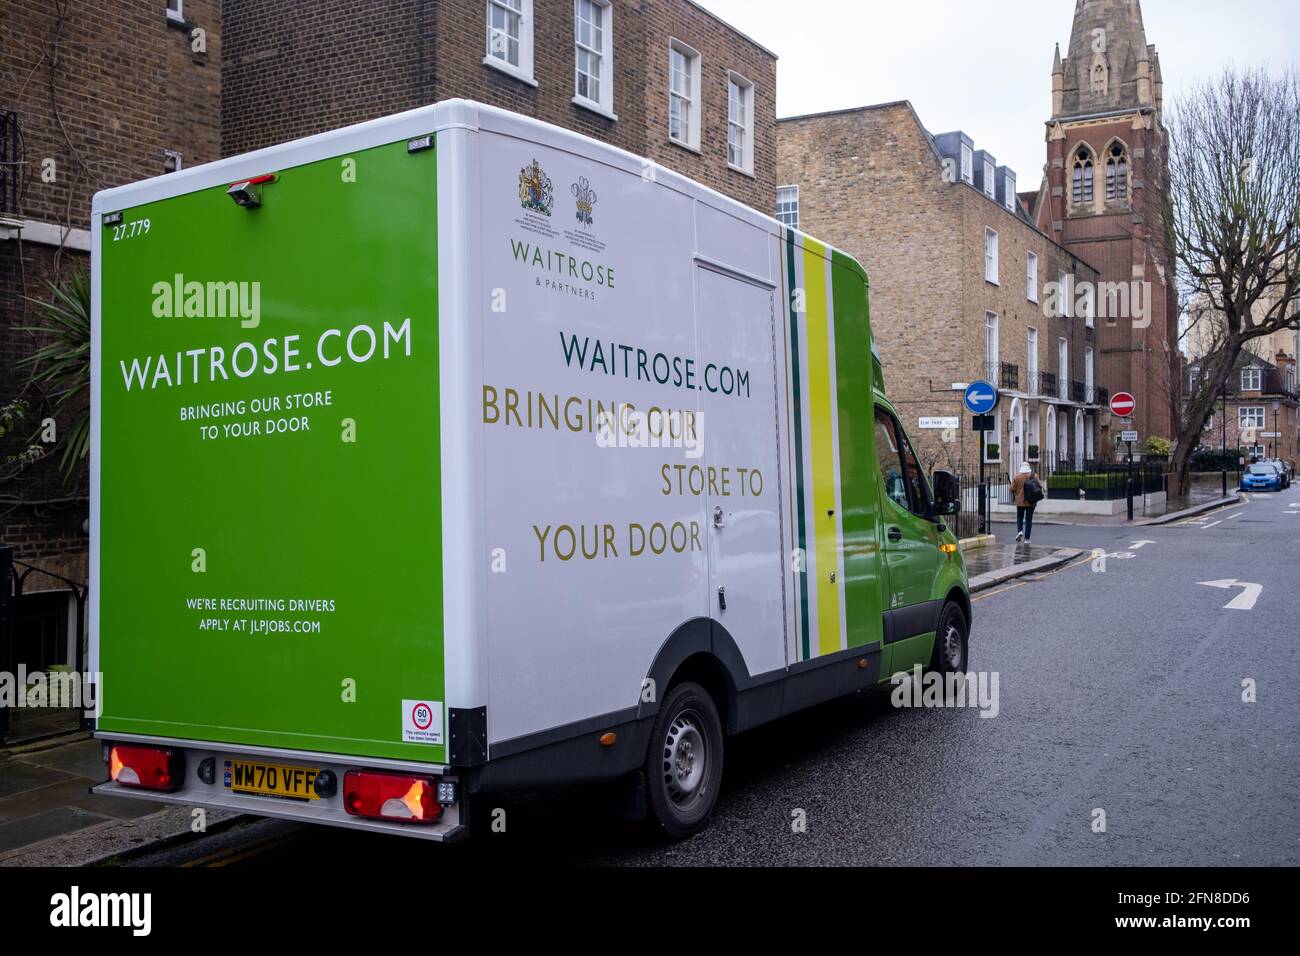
[963,380,1000,415]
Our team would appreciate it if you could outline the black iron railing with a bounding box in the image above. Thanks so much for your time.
[1000,362,1019,391]
[0,109,17,216]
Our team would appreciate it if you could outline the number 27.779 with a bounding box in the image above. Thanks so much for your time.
[111,219,150,241]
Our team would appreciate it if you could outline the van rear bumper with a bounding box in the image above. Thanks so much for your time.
[92,731,467,843]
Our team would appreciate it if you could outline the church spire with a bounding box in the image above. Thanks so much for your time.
[1057,0,1156,119]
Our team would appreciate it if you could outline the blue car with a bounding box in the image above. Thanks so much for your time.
[1241,462,1283,491]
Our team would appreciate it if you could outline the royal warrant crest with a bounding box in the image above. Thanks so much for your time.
[518,159,554,216]
[571,176,597,227]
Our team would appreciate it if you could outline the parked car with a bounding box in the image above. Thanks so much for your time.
[1241,462,1284,492]
[1267,459,1294,486]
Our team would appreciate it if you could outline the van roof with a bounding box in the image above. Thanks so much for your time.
[90,99,869,281]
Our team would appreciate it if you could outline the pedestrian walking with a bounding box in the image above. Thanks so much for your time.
[1010,462,1043,543]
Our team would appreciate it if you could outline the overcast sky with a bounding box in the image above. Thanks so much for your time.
[696,0,1299,189]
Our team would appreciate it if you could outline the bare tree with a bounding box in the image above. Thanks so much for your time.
[1158,68,1300,495]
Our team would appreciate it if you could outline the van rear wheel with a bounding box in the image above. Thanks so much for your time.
[645,681,723,840]
[928,602,969,674]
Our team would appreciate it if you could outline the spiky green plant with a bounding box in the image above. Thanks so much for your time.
[20,272,91,483]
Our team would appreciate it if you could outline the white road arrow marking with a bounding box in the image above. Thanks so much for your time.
[1201,520,1222,529]
[1129,540,1156,550]
[1198,579,1263,611]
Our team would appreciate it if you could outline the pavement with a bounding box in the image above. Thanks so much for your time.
[0,735,151,862]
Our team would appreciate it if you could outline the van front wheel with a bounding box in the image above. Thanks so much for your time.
[928,602,969,674]
[645,681,724,840]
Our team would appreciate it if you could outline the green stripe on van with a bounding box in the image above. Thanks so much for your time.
[785,228,811,662]
[830,249,885,650]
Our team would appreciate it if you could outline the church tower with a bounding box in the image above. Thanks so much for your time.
[1036,0,1179,444]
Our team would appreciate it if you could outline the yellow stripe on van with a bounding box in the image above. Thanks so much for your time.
[801,237,843,657]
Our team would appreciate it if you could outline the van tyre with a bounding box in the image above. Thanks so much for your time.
[645,681,724,840]
[928,602,969,674]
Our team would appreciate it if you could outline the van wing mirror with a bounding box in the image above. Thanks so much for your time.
[932,470,960,516]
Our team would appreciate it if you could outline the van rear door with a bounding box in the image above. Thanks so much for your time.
[94,136,449,763]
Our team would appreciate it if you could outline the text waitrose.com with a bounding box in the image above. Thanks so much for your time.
[116,318,412,392]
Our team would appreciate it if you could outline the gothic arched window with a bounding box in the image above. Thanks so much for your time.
[1106,142,1129,200]
[1071,146,1094,206]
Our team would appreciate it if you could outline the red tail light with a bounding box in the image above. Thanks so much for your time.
[107,744,184,792]
[343,770,443,823]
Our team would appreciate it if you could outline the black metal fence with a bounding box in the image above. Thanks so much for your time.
[0,546,89,744]
[999,460,1165,503]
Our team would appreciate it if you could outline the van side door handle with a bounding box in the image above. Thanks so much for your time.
[887,527,903,542]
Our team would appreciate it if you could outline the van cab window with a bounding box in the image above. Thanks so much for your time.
[897,427,931,516]
[874,408,909,509]
[874,406,930,517]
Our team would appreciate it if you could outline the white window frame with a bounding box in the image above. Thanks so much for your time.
[1004,172,1016,211]
[1026,252,1038,303]
[1082,281,1095,328]
[1249,444,1266,459]
[776,185,799,230]
[1058,338,1069,400]
[1027,328,1039,394]
[167,0,184,22]
[668,39,701,151]
[960,144,973,184]
[1241,367,1262,391]
[986,312,999,375]
[484,0,536,86]
[727,72,754,175]
[1085,346,1094,403]
[163,149,183,174]
[983,160,995,198]
[572,0,615,120]
[1240,406,1266,430]
[984,227,999,285]
[1058,270,1072,318]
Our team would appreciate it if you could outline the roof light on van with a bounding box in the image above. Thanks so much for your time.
[227,173,278,209]
[343,770,443,823]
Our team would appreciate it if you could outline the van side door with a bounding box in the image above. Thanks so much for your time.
[872,407,943,674]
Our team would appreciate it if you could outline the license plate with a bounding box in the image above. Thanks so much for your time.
[225,759,319,801]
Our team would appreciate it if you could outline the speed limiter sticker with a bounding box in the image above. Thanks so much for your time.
[401,699,444,745]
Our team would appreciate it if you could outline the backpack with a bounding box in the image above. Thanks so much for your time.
[1023,474,1044,504]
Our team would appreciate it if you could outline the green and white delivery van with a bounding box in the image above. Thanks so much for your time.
[90,100,971,841]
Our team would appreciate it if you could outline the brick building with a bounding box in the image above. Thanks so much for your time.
[1195,350,1300,467]
[1,1,222,675]
[1029,0,1180,445]
[222,0,776,211]
[776,101,1105,480]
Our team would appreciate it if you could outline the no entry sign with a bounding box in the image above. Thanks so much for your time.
[1109,391,1136,417]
